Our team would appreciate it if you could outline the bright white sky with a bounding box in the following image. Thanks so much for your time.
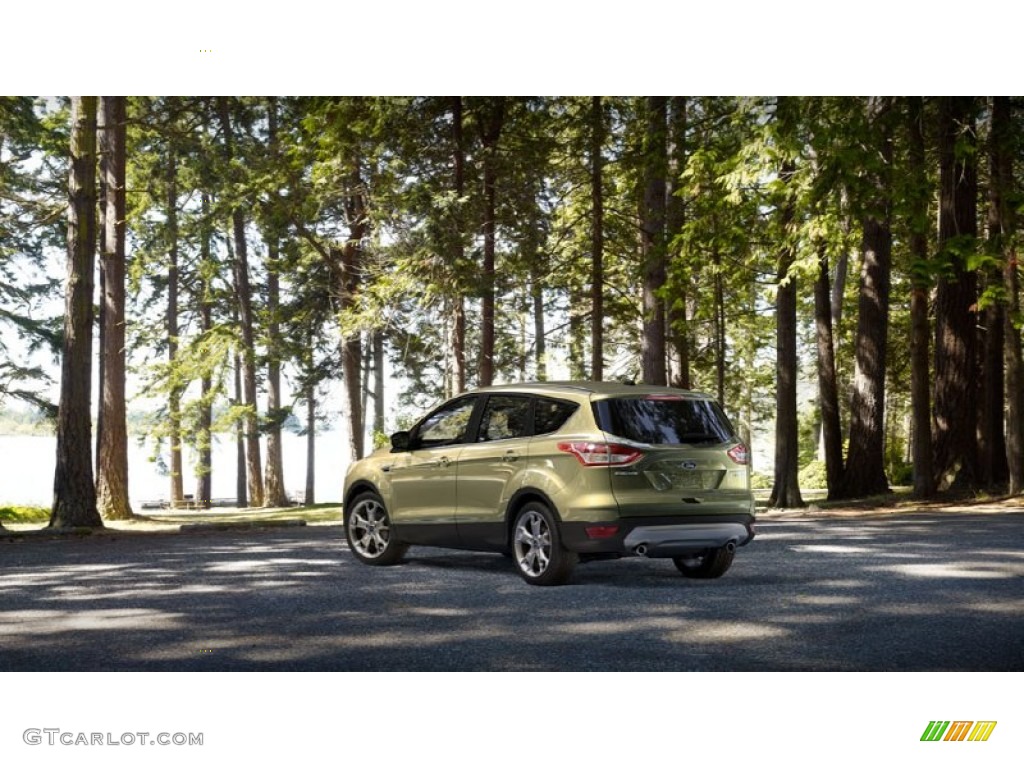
[3,1,1021,95]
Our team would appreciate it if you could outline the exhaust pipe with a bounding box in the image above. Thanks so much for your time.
[634,544,648,557]
[725,541,737,554]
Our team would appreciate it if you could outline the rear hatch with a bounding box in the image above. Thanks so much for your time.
[593,393,750,517]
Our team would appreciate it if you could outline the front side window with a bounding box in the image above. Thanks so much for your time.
[416,397,477,448]
[594,396,735,445]
[477,395,532,442]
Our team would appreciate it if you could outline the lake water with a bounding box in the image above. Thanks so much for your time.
[0,432,349,508]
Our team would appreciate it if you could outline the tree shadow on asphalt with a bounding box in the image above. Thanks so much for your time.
[1,514,1022,671]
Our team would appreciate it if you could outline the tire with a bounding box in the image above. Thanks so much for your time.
[345,491,408,566]
[673,545,735,579]
[511,502,578,586]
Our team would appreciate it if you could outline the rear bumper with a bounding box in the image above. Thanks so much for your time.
[560,514,755,557]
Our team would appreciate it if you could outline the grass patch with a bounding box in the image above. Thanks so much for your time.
[0,505,50,524]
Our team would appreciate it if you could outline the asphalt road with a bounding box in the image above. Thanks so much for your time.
[1,513,1022,671]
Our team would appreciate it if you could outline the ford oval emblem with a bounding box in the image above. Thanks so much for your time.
[680,460,698,470]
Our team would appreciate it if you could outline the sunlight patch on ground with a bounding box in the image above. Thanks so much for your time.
[964,598,1024,614]
[408,607,474,617]
[552,616,692,635]
[205,560,274,573]
[791,545,875,555]
[871,562,1024,579]
[0,608,185,635]
[663,621,789,643]
[791,595,862,606]
[811,579,871,589]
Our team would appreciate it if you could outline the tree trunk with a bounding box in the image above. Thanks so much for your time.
[166,149,185,508]
[264,240,289,507]
[568,280,587,379]
[96,96,134,520]
[590,95,605,381]
[906,97,935,498]
[339,167,369,462]
[195,192,214,509]
[51,96,103,529]
[933,97,979,492]
[768,117,804,510]
[991,96,1023,495]
[478,97,505,387]
[234,351,247,508]
[532,266,547,380]
[979,289,1008,489]
[373,330,385,435]
[814,245,844,498]
[713,246,726,405]
[263,100,288,508]
[305,395,316,506]
[980,97,1010,489]
[838,99,893,499]
[451,97,467,394]
[640,96,668,385]
[218,97,263,507]
[667,96,690,390]
[840,216,892,497]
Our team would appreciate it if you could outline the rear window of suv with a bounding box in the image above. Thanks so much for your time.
[593,395,736,445]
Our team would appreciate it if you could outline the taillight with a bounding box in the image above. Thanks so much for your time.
[585,525,620,539]
[557,441,644,466]
[727,443,749,465]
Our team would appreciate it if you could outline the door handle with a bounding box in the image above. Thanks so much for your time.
[502,451,519,463]
[438,456,452,468]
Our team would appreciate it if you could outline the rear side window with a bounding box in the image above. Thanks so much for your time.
[534,397,578,435]
[593,396,735,445]
[477,395,533,442]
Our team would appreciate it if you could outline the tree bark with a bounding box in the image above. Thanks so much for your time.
[590,95,605,381]
[51,96,103,529]
[814,245,844,498]
[641,96,668,386]
[305,377,316,506]
[667,96,690,390]
[217,97,263,507]
[166,149,185,507]
[451,96,467,394]
[840,217,892,497]
[264,239,289,507]
[933,97,979,492]
[263,98,289,508]
[233,350,247,508]
[339,167,369,462]
[96,96,133,520]
[532,266,547,380]
[768,104,804,510]
[906,97,935,498]
[373,330,385,435]
[991,96,1023,495]
[980,97,1010,489]
[195,192,214,509]
[478,97,505,387]
[838,98,893,499]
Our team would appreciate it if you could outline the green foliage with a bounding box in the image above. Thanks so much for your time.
[798,460,828,490]
[0,504,50,523]
[0,406,54,435]
[4,96,1024,505]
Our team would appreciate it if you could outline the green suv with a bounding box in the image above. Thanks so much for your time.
[342,381,755,586]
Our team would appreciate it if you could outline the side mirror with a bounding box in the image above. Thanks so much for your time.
[390,430,412,452]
